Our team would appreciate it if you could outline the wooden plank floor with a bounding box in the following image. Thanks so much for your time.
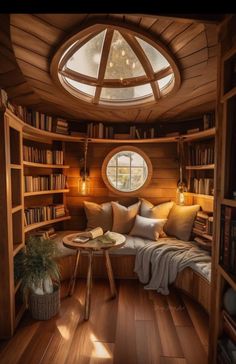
[0,279,209,364]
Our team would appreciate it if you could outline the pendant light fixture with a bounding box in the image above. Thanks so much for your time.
[78,138,90,195]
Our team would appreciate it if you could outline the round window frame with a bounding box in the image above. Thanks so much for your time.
[101,145,153,195]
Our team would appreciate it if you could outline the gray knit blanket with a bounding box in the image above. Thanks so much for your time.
[134,238,211,295]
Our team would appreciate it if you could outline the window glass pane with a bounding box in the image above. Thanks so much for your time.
[117,175,130,191]
[117,153,130,166]
[100,83,153,101]
[106,150,149,192]
[66,30,106,78]
[130,152,144,166]
[136,37,170,72]
[157,74,174,90]
[105,30,145,79]
[64,77,96,96]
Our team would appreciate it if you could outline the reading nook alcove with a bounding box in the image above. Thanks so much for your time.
[0,12,234,364]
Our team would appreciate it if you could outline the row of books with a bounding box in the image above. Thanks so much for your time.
[193,211,214,250]
[192,178,214,195]
[24,174,67,192]
[24,204,66,226]
[189,144,215,166]
[25,110,69,134]
[23,146,64,165]
[220,205,236,276]
[29,227,57,240]
[86,123,156,139]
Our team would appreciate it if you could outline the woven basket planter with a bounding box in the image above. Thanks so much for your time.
[29,284,60,320]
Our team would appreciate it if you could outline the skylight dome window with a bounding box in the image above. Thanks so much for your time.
[54,23,180,106]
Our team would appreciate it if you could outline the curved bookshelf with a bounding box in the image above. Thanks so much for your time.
[184,192,214,199]
[24,215,71,233]
[185,164,215,170]
[23,161,70,169]
[5,108,216,144]
[24,189,69,197]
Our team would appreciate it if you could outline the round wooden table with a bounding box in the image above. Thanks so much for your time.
[63,232,126,320]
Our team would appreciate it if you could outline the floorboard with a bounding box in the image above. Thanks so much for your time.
[0,279,209,364]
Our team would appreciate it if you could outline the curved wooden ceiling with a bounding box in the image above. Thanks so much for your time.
[7,14,217,123]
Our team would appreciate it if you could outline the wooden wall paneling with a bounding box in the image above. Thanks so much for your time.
[64,141,178,230]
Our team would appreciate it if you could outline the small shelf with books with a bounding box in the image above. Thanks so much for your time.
[219,205,236,283]
[24,215,71,233]
[185,134,215,198]
[193,211,214,251]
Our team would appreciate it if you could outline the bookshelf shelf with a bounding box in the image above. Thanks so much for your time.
[24,189,69,197]
[219,266,236,292]
[10,164,22,170]
[12,205,23,214]
[221,86,236,102]
[181,127,216,141]
[23,161,70,169]
[24,215,71,233]
[221,199,236,208]
[13,243,25,257]
[185,164,215,170]
[184,192,214,200]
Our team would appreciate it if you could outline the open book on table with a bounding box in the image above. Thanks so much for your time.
[73,228,116,244]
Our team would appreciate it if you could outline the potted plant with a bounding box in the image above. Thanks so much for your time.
[20,236,61,320]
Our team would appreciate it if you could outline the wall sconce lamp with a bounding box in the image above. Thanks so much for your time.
[176,138,187,205]
[78,138,90,195]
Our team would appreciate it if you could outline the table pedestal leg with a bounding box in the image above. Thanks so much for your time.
[104,250,117,298]
[84,250,93,320]
[68,249,80,296]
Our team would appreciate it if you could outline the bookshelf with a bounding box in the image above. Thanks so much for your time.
[23,135,71,235]
[184,128,215,198]
[209,15,236,364]
[0,108,72,338]
[0,109,25,338]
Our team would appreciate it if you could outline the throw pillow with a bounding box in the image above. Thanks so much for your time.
[111,201,141,234]
[129,215,167,241]
[140,199,174,237]
[164,203,200,241]
[84,201,113,232]
[140,198,174,219]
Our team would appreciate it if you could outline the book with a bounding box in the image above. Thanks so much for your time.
[74,227,104,242]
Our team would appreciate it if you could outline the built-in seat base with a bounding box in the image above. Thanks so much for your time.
[53,231,211,313]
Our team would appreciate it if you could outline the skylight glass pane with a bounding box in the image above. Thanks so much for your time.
[66,30,106,78]
[157,74,174,90]
[136,37,170,73]
[100,83,153,101]
[104,30,145,79]
[64,77,96,96]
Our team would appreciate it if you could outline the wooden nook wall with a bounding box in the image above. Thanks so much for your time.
[64,142,178,230]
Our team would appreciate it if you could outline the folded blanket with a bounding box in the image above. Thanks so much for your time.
[134,238,211,295]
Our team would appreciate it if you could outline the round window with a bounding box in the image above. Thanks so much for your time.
[102,146,152,195]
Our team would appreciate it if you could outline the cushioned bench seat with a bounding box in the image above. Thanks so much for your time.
[53,230,211,282]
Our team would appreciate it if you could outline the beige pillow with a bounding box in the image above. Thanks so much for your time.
[140,199,174,237]
[140,198,174,219]
[164,204,200,241]
[111,201,141,234]
[84,201,113,232]
[129,215,167,241]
